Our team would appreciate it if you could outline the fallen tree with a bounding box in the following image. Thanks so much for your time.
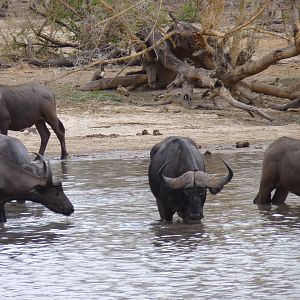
[78,0,300,121]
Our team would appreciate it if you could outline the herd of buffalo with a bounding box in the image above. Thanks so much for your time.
[0,81,299,223]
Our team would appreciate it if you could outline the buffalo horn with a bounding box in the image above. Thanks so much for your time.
[159,161,195,189]
[194,159,233,192]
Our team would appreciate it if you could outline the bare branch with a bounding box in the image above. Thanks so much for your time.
[29,5,79,36]
[225,0,271,37]
[35,32,80,48]
[210,86,273,121]
[56,0,84,19]
[98,0,144,49]
[224,38,300,84]
[248,27,292,42]
[95,0,147,27]
[81,31,177,68]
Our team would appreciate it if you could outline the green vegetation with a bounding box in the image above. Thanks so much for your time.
[74,90,122,103]
[179,1,198,22]
[282,10,291,22]
[0,0,169,61]
[55,86,123,103]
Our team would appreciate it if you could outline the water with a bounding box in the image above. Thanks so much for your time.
[1,150,299,300]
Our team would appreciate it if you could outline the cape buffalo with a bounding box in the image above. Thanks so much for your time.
[0,81,68,159]
[0,134,74,222]
[254,136,300,205]
[148,136,233,222]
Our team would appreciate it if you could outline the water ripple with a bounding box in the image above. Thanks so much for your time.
[1,152,299,299]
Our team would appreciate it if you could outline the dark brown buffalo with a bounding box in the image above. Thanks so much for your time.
[254,136,300,205]
[0,81,68,159]
[0,134,74,222]
[148,136,233,222]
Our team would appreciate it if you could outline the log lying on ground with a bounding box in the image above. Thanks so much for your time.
[266,97,300,111]
[78,74,148,91]
[27,58,75,68]
[249,81,300,100]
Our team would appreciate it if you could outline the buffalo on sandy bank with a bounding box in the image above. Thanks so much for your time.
[0,81,68,159]
[148,136,233,222]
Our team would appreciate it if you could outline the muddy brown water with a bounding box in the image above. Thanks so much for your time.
[1,149,299,299]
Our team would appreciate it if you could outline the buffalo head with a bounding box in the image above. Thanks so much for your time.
[15,158,74,217]
[0,135,74,222]
[29,164,74,216]
[159,159,233,220]
[33,182,74,216]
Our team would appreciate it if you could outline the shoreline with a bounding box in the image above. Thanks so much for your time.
[10,112,299,160]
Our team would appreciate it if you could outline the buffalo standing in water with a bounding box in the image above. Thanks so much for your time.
[0,81,68,159]
[148,136,233,222]
[0,134,74,222]
[254,136,300,205]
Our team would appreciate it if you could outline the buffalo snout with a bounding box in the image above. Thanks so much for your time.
[58,188,74,215]
[47,193,74,216]
[34,182,74,217]
[63,207,74,216]
[189,211,204,220]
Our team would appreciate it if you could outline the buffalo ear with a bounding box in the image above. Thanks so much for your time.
[31,154,53,186]
[208,187,222,195]
[31,154,52,186]
[32,152,43,162]
[24,153,47,184]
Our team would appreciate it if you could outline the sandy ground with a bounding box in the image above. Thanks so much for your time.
[1,35,300,158]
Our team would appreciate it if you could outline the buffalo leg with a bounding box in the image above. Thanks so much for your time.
[178,209,189,222]
[47,117,68,159]
[161,210,174,222]
[0,128,8,135]
[271,186,289,205]
[35,120,50,156]
[253,186,273,204]
[253,193,259,204]
[156,199,174,222]
[0,202,7,222]
[254,167,276,204]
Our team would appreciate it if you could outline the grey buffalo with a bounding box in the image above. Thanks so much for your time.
[0,134,74,222]
[148,136,233,222]
[0,81,68,159]
[254,136,300,205]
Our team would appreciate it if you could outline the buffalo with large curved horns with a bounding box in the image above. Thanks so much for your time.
[148,136,233,222]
